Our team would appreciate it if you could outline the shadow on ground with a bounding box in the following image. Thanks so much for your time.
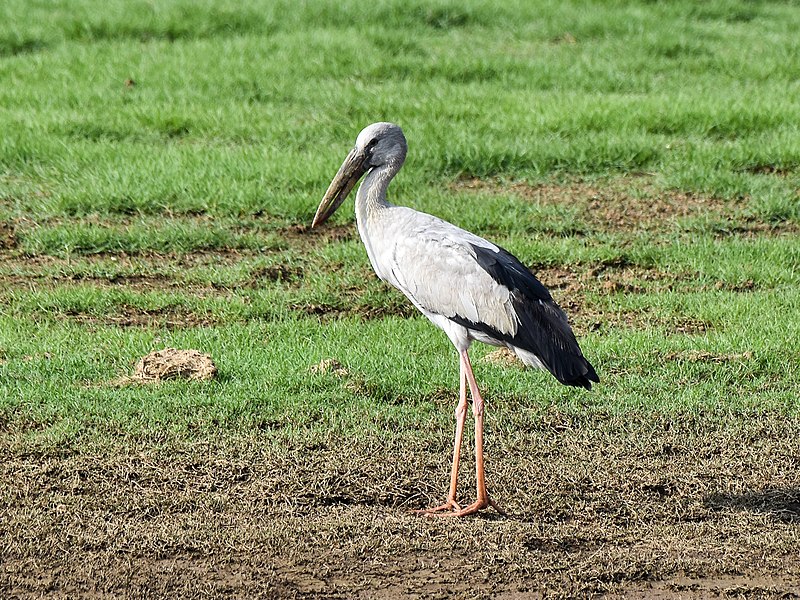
[706,487,800,523]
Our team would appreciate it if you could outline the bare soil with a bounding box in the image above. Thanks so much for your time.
[2,411,799,599]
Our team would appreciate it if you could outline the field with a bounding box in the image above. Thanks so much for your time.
[2,0,800,597]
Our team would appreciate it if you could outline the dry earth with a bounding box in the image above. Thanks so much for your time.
[2,411,800,599]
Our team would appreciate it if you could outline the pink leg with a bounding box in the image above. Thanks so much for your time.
[415,353,469,514]
[428,350,505,518]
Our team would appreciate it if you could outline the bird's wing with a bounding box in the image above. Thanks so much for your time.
[378,208,549,338]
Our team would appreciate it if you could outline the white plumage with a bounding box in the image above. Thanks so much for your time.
[368,209,519,342]
[313,122,598,517]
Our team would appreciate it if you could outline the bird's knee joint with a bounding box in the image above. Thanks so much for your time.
[472,400,484,417]
[455,402,468,419]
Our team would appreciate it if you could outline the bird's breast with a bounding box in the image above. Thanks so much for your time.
[355,205,393,285]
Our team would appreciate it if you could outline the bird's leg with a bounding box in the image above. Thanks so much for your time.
[415,353,468,514]
[431,350,505,518]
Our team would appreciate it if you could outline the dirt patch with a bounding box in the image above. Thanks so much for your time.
[0,254,306,297]
[740,163,795,177]
[283,223,356,245]
[63,304,219,329]
[527,265,714,335]
[533,263,692,296]
[298,303,418,321]
[2,411,800,598]
[616,575,800,599]
[452,176,788,235]
[0,253,244,296]
[483,347,521,367]
[250,264,304,284]
[661,350,753,364]
[0,221,16,249]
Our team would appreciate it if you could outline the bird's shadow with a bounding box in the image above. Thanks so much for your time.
[705,487,800,523]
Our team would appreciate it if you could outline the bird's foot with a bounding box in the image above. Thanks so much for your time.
[413,498,462,515]
[416,495,506,518]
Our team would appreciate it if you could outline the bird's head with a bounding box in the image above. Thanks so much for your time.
[312,122,407,227]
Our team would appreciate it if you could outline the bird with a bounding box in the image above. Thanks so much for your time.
[312,122,598,517]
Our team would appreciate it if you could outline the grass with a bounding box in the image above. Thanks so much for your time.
[1,0,800,596]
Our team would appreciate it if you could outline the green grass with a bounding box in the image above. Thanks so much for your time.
[1,0,799,443]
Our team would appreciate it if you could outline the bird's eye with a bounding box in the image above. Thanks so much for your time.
[366,138,378,152]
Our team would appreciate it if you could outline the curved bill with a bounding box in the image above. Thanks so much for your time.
[312,147,369,228]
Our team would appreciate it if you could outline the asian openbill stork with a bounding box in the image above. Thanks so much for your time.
[312,122,598,517]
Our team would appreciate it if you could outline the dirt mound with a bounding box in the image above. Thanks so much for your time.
[0,220,16,249]
[482,347,521,367]
[309,358,349,377]
[114,348,217,385]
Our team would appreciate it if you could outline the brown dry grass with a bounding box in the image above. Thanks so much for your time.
[3,411,799,598]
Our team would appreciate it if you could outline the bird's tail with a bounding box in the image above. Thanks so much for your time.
[510,345,599,390]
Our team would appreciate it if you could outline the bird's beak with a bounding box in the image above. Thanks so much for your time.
[312,146,369,228]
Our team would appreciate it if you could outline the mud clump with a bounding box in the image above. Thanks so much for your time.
[0,221,17,249]
[309,358,349,377]
[115,348,217,385]
[482,348,522,367]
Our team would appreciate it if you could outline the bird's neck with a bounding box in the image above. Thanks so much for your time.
[353,156,403,283]
[355,161,397,224]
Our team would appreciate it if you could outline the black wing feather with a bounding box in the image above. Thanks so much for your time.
[449,244,599,389]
